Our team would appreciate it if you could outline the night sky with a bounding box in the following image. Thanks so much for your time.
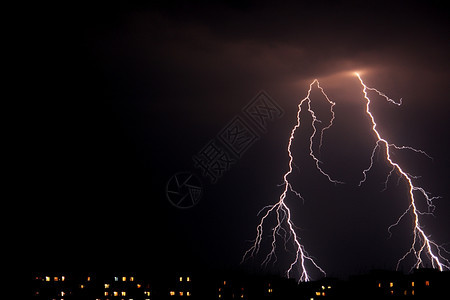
[31,1,450,279]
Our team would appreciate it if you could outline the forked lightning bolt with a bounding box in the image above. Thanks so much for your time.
[241,79,342,282]
[356,73,450,272]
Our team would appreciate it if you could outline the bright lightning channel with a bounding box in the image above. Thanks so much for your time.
[241,79,342,282]
[355,73,450,272]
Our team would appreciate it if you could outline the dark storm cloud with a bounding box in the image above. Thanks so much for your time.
[33,1,449,276]
[90,0,448,118]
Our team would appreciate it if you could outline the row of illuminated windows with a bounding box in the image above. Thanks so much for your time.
[33,290,150,298]
[377,280,430,288]
[104,283,147,289]
[179,276,191,282]
[40,276,66,282]
[104,291,128,296]
[37,276,95,282]
[218,294,244,299]
[114,276,135,282]
[40,275,136,282]
[37,275,190,283]
[103,291,151,296]
[169,290,191,296]
[95,299,150,300]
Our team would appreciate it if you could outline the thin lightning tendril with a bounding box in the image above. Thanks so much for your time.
[241,79,342,282]
[356,73,450,272]
[242,74,449,282]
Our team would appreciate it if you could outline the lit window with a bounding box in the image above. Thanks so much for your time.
[180,291,184,296]
[122,276,127,282]
[54,276,59,281]
[87,276,91,281]
[130,277,134,281]
[114,277,118,282]
[241,295,243,299]
[390,290,394,295]
[170,291,175,296]
[80,284,85,289]
[425,280,430,286]
[137,284,142,288]
[411,281,414,287]
[316,292,321,296]
[390,282,394,288]
[144,291,151,296]
[114,291,118,296]
[180,277,183,282]
[187,276,191,282]
[268,288,273,293]
[121,291,126,296]
[46,276,50,282]
[378,282,381,288]
[61,291,65,296]
[322,292,326,296]
[412,290,415,296]
[61,276,65,282]
[404,290,407,296]
[219,295,222,299]
[321,286,325,290]
[105,284,110,289]
[104,292,109,296]
[328,286,331,289]
[223,281,227,286]
[187,291,191,296]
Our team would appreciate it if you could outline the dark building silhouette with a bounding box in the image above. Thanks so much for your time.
[298,269,450,300]
[32,269,449,299]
